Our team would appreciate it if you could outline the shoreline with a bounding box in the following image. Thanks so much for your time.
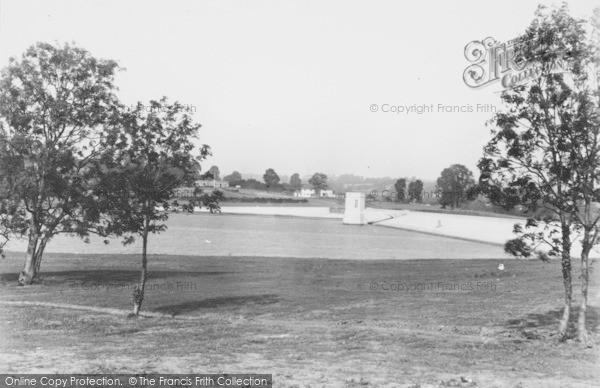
[0,252,515,262]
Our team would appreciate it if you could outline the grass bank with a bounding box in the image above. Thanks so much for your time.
[1,253,599,386]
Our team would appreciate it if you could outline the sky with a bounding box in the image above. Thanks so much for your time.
[0,0,598,181]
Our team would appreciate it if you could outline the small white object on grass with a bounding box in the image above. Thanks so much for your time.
[498,263,505,271]
[205,240,211,244]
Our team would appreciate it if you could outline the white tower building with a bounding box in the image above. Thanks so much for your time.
[343,192,366,225]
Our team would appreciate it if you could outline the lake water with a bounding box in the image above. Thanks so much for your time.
[3,213,508,260]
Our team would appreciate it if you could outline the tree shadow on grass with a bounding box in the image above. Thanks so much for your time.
[153,294,281,316]
[0,270,233,285]
[505,305,600,338]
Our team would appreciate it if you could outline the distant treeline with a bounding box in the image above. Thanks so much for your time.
[177,196,308,203]
[228,179,288,192]
[224,197,308,203]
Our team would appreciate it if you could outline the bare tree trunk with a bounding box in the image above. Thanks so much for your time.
[18,230,48,286]
[34,238,48,274]
[557,224,572,339]
[577,229,592,344]
[132,226,149,316]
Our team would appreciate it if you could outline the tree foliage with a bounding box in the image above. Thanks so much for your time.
[263,168,280,190]
[0,42,222,310]
[477,4,600,341]
[290,173,302,191]
[394,178,407,202]
[308,172,328,196]
[207,165,220,180]
[96,98,219,315]
[436,164,476,209]
[0,42,122,285]
[223,171,242,182]
[408,179,424,203]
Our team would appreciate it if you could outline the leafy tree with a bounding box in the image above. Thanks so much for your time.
[199,166,218,180]
[290,173,302,191]
[189,159,203,180]
[263,168,280,190]
[309,172,328,197]
[478,4,599,341]
[408,179,424,203]
[187,188,225,214]
[0,42,121,285]
[436,164,475,209]
[223,171,242,182]
[228,178,246,188]
[394,178,407,202]
[208,165,220,180]
[97,98,219,316]
[243,178,266,191]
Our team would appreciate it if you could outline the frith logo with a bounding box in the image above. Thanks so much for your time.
[463,36,566,89]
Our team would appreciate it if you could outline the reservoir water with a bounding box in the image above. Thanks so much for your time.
[3,213,508,260]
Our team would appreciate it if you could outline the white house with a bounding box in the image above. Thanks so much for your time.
[196,179,229,189]
[174,180,229,197]
[293,188,337,198]
[294,188,315,198]
[320,189,336,198]
[173,186,196,197]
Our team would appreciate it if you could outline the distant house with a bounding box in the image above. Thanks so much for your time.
[320,189,335,198]
[196,179,229,189]
[293,187,337,198]
[294,188,315,198]
[173,186,195,197]
[173,180,229,198]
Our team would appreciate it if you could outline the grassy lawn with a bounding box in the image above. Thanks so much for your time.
[0,253,599,387]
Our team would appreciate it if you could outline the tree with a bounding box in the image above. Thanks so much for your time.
[394,178,407,202]
[436,164,475,209]
[0,42,122,285]
[199,165,218,180]
[478,4,599,342]
[228,178,246,188]
[263,168,280,190]
[97,98,220,316]
[290,173,302,191]
[243,178,266,191]
[308,172,328,197]
[208,165,220,180]
[223,171,242,182]
[189,159,203,180]
[408,179,424,203]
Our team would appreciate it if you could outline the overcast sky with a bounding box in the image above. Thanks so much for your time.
[0,0,598,180]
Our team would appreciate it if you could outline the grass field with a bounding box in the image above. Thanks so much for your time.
[1,252,599,387]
